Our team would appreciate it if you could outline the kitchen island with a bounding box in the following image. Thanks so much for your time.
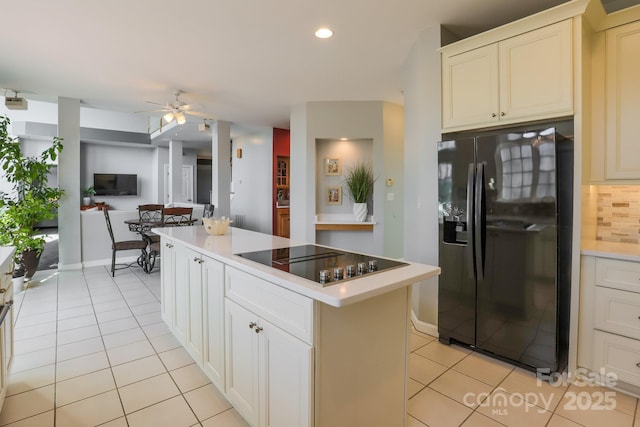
[152,225,440,427]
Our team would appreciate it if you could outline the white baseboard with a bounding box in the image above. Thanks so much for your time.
[57,262,83,271]
[411,310,438,338]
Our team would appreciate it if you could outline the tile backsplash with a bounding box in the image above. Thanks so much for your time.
[596,185,640,244]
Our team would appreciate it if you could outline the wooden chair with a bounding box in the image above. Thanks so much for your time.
[162,207,193,226]
[103,208,148,277]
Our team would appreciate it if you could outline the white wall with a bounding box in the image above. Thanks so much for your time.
[1,98,149,132]
[80,142,157,210]
[402,26,450,329]
[230,128,274,234]
[289,101,404,258]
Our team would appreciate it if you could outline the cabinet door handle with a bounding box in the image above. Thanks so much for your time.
[491,113,496,118]
[636,362,640,369]
[500,112,506,117]
[255,326,263,334]
[165,243,173,248]
[249,322,256,329]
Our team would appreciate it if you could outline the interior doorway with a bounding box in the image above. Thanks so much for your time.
[163,164,194,204]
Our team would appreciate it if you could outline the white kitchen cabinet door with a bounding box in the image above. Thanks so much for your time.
[225,298,312,427]
[2,286,13,374]
[202,255,225,390]
[160,238,176,327]
[442,43,499,130]
[499,19,573,122]
[259,318,312,427]
[441,19,573,132]
[173,244,190,346]
[225,300,260,427]
[186,247,204,364]
[605,20,640,179]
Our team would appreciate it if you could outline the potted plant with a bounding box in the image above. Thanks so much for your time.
[344,161,375,222]
[82,186,95,206]
[0,115,64,279]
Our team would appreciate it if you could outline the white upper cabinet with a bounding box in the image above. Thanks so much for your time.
[442,19,573,132]
[442,44,499,129]
[605,20,640,179]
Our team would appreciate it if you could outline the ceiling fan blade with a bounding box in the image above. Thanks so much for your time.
[184,110,214,119]
[134,109,170,114]
[145,101,170,108]
[180,103,200,111]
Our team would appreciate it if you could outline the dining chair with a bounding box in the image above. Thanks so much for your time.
[202,204,215,218]
[138,204,163,245]
[138,204,164,222]
[103,208,148,277]
[162,207,193,226]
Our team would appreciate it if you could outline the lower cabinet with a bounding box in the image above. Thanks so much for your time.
[225,299,312,427]
[202,255,225,391]
[160,240,410,427]
[579,255,640,387]
[0,250,15,412]
[160,238,176,327]
[162,241,226,390]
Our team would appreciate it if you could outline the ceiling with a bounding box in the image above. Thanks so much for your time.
[1,0,576,147]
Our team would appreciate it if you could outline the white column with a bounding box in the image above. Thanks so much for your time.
[57,97,82,270]
[168,140,183,205]
[211,121,231,218]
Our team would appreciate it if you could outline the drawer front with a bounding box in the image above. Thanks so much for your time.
[226,266,313,344]
[595,286,640,340]
[596,258,640,293]
[593,330,640,387]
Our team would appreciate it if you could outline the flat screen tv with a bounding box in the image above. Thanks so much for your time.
[94,173,138,196]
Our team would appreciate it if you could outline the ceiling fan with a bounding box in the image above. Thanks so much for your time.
[140,89,212,125]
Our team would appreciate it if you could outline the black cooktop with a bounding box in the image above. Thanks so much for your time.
[235,244,407,286]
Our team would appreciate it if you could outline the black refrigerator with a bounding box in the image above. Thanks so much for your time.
[437,120,573,373]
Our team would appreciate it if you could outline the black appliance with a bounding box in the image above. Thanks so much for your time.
[94,173,138,196]
[236,244,407,286]
[437,120,573,373]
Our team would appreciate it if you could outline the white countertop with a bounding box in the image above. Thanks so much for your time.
[581,239,640,262]
[0,246,16,274]
[152,226,440,307]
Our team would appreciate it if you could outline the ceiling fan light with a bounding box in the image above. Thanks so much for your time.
[176,112,186,125]
[163,112,174,123]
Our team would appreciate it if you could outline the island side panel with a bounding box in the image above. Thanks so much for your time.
[315,286,410,427]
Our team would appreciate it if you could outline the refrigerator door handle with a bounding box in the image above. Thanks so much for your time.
[474,163,485,280]
[466,163,475,278]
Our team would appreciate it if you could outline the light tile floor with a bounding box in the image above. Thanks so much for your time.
[0,266,248,427]
[2,265,639,426]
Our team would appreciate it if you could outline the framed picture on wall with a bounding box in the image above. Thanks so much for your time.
[327,186,342,205]
[325,158,341,176]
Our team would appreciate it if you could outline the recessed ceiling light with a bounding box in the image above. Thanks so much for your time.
[315,28,333,39]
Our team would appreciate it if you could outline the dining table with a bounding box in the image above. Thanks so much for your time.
[124,218,198,273]
[124,219,163,273]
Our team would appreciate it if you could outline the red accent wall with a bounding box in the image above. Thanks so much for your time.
[273,128,290,233]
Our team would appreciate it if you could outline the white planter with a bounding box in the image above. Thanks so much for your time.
[82,197,92,206]
[12,276,25,294]
[352,203,368,222]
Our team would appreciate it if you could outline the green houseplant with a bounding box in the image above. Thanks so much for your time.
[0,115,64,278]
[82,186,95,206]
[344,161,375,222]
